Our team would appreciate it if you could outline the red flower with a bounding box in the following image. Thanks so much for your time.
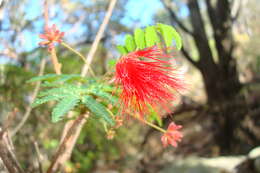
[115,46,184,116]
[39,24,64,51]
[161,122,183,147]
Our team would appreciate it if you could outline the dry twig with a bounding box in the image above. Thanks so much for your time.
[0,130,25,173]
[33,141,44,173]
[81,0,117,77]
[46,113,89,173]
[11,58,46,137]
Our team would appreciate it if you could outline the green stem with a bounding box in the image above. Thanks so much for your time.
[61,42,95,77]
[133,115,166,133]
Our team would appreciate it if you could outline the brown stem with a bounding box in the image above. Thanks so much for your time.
[11,59,46,137]
[0,130,25,173]
[50,48,62,74]
[33,141,43,173]
[81,0,117,77]
[46,113,89,173]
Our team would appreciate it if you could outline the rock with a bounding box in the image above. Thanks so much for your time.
[249,146,260,159]
[248,146,260,173]
[159,156,245,173]
[160,147,260,173]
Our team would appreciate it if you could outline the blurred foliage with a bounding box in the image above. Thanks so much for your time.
[0,64,33,121]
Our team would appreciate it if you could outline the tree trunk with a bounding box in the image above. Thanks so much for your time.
[186,0,246,154]
[161,0,258,154]
[201,61,242,105]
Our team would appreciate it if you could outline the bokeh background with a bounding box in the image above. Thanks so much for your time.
[0,0,260,173]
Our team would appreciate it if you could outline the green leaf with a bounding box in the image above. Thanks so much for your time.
[145,26,160,47]
[27,74,59,83]
[88,83,115,93]
[51,96,80,122]
[40,82,62,87]
[32,95,61,107]
[125,34,136,52]
[38,85,83,98]
[27,74,88,84]
[134,28,146,49]
[116,45,128,55]
[90,89,118,104]
[157,23,182,50]
[82,95,114,125]
[63,85,84,95]
[38,88,70,97]
[55,74,86,83]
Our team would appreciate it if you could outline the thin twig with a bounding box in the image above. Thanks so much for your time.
[160,0,194,35]
[50,48,62,74]
[33,141,43,173]
[44,0,49,28]
[11,58,46,137]
[0,130,25,173]
[61,42,95,77]
[2,108,18,133]
[81,0,117,77]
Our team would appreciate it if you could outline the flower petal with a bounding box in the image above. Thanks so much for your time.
[161,134,169,147]
[168,122,182,131]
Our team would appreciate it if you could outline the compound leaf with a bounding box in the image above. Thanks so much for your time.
[32,95,61,108]
[27,74,59,83]
[82,95,114,125]
[90,89,118,104]
[51,96,80,122]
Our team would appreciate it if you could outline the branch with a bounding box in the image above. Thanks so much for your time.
[11,58,46,137]
[33,141,43,173]
[186,0,217,67]
[46,113,89,173]
[205,0,235,67]
[217,0,232,24]
[181,47,199,68]
[46,0,117,172]
[81,0,117,77]
[231,0,242,22]
[160,0,194,36]
[205,0,219,29]
[0,130,25,173]
[50,48,62,74]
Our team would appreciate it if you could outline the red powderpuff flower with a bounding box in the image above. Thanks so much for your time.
[161,122,183,147]
[39,24,64,51]
[115,46,184,116]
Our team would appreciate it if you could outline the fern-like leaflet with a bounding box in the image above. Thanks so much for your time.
[28,74,116,124]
